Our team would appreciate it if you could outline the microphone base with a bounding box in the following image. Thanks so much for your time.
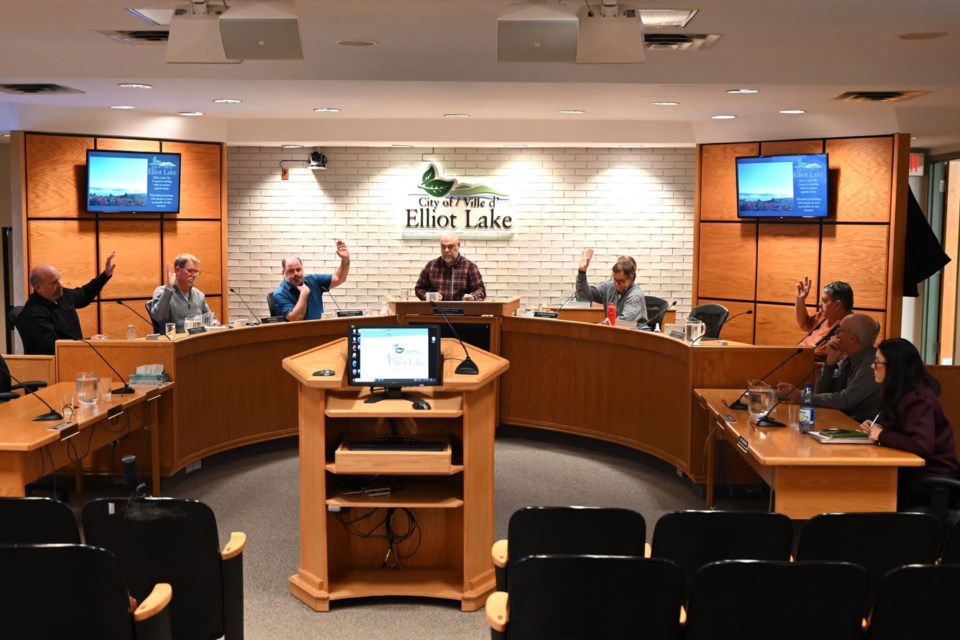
[728,400,748,410]
[455,358,480,375]
[755,417,786,428]
[34,410,64,422]
[113,385,136,395]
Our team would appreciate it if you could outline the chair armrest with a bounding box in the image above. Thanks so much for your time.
[0,391,19,402]
[12,380,47,392]
[920,476,960,491]
[491,539,507,569]
[134,583,172,622]
[486,591,509,632]
[222,531,246,560]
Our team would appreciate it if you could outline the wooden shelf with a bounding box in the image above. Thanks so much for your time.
[327,567,463,602]
[330,441,462,475]
[325,392,463,418]
[327,479,463,508]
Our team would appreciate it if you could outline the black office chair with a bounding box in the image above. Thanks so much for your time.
[794,512,943,610]
[485,554,683,640]
[145,301,166,334]
[0,543,172,640]
[0,496,81,544]
[642,295,668,328]
[684,560,868,640]
[866,564,960,639]
[688,303,729,339]
[0,352,49,403]
[491,506,646,591]
[917,475,960,527]
[266,292,279,318]
[83,497,246,640]
[941,519,960,565]
[650,510,794,603]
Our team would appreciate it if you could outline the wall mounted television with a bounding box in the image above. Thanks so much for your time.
[86,149,182,214]
[347,324,443,405]
[735,153,829,218]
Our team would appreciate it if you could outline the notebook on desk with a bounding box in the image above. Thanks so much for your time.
[806,429,874,445]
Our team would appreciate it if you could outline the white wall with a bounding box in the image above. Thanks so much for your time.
[226,146,696,320]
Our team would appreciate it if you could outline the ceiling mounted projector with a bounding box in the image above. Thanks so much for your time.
[219,0,303,60]
[167,4,240,64]
[576,5,645,64]
[497,2,579,62]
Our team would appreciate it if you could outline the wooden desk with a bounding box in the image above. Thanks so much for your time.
[694,388,923,519]
[0,382,173,496]
[284,338,509,612]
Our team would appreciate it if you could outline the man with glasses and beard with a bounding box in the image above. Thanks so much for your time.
[147,253,211,333]
[575,248,647,325]
[273,241,351,322]
[794,278,854,359]
[16,252,117,355]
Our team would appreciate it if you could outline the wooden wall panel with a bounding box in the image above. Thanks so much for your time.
[697,223,756,299]
[78,306,99,339]
[206,296,223,322]
[821,224,888,309]
[162,141,221,219]
[760,140,825,156]
[98,220,162,299]
[162,220,223,294]
[96,138,161,152]
[699,143,759,220]
[25,135,93,218]
[27,220,97,286]
[827,137,893,222]
[101,299,154,338]
[756,223,821,303]
[696,299,755,344]
[754,303,808,346]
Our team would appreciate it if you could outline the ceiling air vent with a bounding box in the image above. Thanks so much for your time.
[99,30,169,45]
[644,33,720,51]
[0,84,85,95]
[835,90,928,103]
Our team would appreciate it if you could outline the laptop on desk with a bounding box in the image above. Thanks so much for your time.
[806,429,875,445]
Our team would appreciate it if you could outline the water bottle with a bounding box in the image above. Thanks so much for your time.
[126,323,136,340]
[799,382,816,433]
[606,302,617,326]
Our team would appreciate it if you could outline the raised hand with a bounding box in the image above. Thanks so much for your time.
[166,263,176,287]
[104,251,117,276]
[336,240,350,261]
[796,276,812,301]
[579,248,594,272]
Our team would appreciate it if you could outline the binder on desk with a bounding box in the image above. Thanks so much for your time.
[807,429,874,445]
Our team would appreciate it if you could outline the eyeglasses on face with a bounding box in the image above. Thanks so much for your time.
[872,359,886,368]
[180,268,201,276]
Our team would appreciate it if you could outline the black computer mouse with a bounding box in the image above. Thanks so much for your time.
[313,369,336,377]
[412,399,431,410]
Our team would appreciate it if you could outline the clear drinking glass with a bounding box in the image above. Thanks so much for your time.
[747,380,775,422]
[165,322,176,337]
[60,392,75,420]
[75,372,99,408]
[99,375,113,403]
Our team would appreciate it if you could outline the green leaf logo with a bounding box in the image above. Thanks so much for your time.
[422,165,437,183]
[421,178,456,198]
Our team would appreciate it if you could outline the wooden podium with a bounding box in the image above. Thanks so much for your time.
[389,296,519,355]
[388,295,520,318]
[283,338,509,611]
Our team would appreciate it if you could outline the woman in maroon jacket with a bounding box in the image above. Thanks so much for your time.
[862,338,960,509]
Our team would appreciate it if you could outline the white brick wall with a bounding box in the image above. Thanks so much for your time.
[226,146,695,320]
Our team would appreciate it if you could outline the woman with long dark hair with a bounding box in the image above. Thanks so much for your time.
[862,338,960,508]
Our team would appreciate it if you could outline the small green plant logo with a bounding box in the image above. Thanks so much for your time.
[418,164,506,198]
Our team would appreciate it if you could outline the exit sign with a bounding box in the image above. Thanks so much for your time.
[909,153,925,177]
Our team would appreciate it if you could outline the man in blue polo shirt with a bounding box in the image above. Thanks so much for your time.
[273,241,351,321]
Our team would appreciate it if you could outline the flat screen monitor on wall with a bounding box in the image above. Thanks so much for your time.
[735,153,829,218]
[86,149,182,214]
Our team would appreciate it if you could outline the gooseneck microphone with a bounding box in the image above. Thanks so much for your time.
[75,339,135,394]
[115,300,172,340]
[0,360,62,421]
[755,364,819,427]
[641,300,677,329]
[727,347,805,410]
[690,309,753,345]
[228,288,263,325]
[429,301,479,375]
[321,285,362,317]
[557,290,578,310]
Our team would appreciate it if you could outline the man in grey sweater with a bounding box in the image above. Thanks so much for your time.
[575,248,647,325]
[147,253,210,333]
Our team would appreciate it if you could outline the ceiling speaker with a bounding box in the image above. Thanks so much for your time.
[497,2,578,63]
[219,1,303,60]
[167,11,240,64]
[576,8,645,64]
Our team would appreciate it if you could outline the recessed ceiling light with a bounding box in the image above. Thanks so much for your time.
[505,144,527,148]
[213,98,242,104]
[898,32,947,40]
[1,133,10,138]
[110,105,136,110]
[711,114,736,120]
[281,144,303,149]
[118,83,152,89]
[779,109,806,115]
[179,111,204,117]
[391,144,414,148]
[650,101,679,106]
[620,145,645,148]
[726,88,758,94]
[336,40,378,47]
[443,113,470,118]
[559,109,585,115]
[313,107,341,113]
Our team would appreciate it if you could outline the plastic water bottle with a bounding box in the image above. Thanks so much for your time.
[606,303,617,326]
[799,382,816,433]
[126,324,136,340]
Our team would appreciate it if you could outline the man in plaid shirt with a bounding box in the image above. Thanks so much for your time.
[414,232,486,302]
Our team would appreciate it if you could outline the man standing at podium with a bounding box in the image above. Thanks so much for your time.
[576,248,647,325]
[273,241,351,321]
[415,232,486,302]
[16,251,117,355]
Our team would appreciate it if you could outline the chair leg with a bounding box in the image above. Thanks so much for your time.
[222,554,244,639]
